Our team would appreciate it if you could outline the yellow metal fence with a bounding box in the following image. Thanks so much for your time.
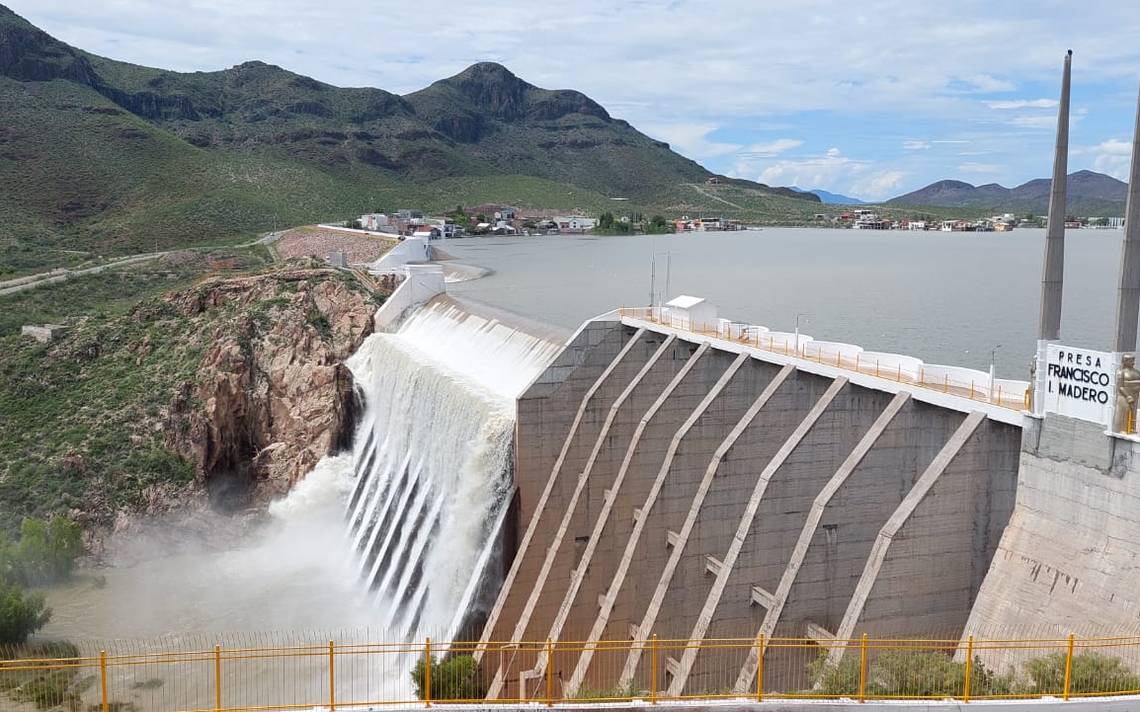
[5,634,1140,710]
[617,307,1030,411]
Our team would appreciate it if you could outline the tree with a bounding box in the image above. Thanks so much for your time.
[598,212,615,230]
[1,518,85,586]
[0,580,50,646]
[411,655,485,700]
[476,213,487,223]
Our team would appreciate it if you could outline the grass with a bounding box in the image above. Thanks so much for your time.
[0,250,371,531]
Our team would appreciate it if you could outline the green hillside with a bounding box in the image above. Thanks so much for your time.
[0,4,827,276]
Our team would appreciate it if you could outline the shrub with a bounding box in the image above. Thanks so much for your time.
[0,581,51,646]
[0,517,85,586]
[411,655,485,700]
[1024,652,1140,695]
[810,649,1012,698]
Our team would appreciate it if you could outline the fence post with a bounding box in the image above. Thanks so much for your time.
[876,359,880,377]
[329,640,336,712]
[858,634,868,703]
[99,650,108,712]
[963,635,974,703]
[756,634,765,702]
[424,637,432,707]
[650,635,658,704]
[970,381,975,399]
[545,639,554,707]
[214,645,222,712]
[1063,633,1075,701]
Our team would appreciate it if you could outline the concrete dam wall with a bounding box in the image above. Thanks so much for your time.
[477,313,1022,697]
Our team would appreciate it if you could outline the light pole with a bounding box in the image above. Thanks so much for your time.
[990,344,1002,401]
[795,314,809,356]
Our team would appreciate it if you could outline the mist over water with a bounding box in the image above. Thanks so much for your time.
[44,299,560,644]
[44,454,374,639]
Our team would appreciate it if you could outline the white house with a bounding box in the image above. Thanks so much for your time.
[360,213,389,231]
[555,216,597,233]
[665,295,718,331]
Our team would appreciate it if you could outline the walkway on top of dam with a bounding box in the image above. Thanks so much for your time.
[614,307,1025,427]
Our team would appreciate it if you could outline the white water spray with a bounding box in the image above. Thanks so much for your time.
[342,301,560,640]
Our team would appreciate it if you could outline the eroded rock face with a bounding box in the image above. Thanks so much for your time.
[164,268,373,506]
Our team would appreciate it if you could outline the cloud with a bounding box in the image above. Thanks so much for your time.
[984,98,1058,110]
[741,138,804,157]
[958,162,1002,174]
[1009,115,1058,129]
[1091,138,1133,179]
[903,140,931,150]
[752,147,907,198]
[642,123,740,159]
[852,170,907,199]
[962,74,1017,93]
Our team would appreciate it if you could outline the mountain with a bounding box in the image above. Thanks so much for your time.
[887,170,1127,216]
[793,187,865,204]
[0,4,816,273]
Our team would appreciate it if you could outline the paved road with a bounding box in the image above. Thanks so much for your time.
[0,232,284,297]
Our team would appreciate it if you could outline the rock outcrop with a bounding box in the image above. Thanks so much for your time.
[163,267,374,505]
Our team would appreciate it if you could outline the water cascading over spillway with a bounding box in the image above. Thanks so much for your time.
[343,300,561,641]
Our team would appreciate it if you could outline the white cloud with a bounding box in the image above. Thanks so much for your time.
[741,138,804,157]
[958,162,1002,174]
[1091,138,1133,179]
[642,123,740,159]
[903,140,931,150]
[852,170,907,199]
[755,148,902,200]
[963,74,1017,93]
[984,98,1058,110]
[1009,115,1058,129]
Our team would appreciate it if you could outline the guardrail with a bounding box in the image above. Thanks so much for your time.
[4,634,1140,709]
[617,307,1030,412]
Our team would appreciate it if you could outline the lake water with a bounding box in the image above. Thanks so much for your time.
[443,227,1127,379]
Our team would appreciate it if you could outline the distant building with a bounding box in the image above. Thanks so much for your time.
[328,250,348,268]
[555,216,596,233]
[705,176,721,185]
[359,213,389,231]
[1109,217,1126,229]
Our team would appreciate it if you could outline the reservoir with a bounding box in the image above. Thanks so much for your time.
[443,227,1123,379]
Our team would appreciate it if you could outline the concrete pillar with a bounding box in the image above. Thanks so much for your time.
[1114,85,1140,353]
[567,349,743,693]
[668,377,847,693]
[734,392,911,693]
[486,336,677,694]
[1038,50,1072,342]
[617,365,795,689]
[826,411,986,664]
[540,341,709,650]
[477,328,648,662]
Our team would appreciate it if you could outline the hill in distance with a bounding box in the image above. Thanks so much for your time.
[0,3,819,274]
[792,187,866,205]
[887,170,1126,216]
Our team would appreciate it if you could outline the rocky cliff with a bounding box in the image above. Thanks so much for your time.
[0,260,377,535]
[163,267,374,505]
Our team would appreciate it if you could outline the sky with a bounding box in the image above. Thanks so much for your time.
[11,0,1140,201]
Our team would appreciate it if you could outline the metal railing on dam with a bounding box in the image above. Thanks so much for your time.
[6,634,1140,709]
[617,307,1031,412]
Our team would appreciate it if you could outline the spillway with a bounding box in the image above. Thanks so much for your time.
[343,297,563,640]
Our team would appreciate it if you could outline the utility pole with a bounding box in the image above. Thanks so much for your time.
[990,344,1002,400]
[649,255,656,307]
[664,252,671,305]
